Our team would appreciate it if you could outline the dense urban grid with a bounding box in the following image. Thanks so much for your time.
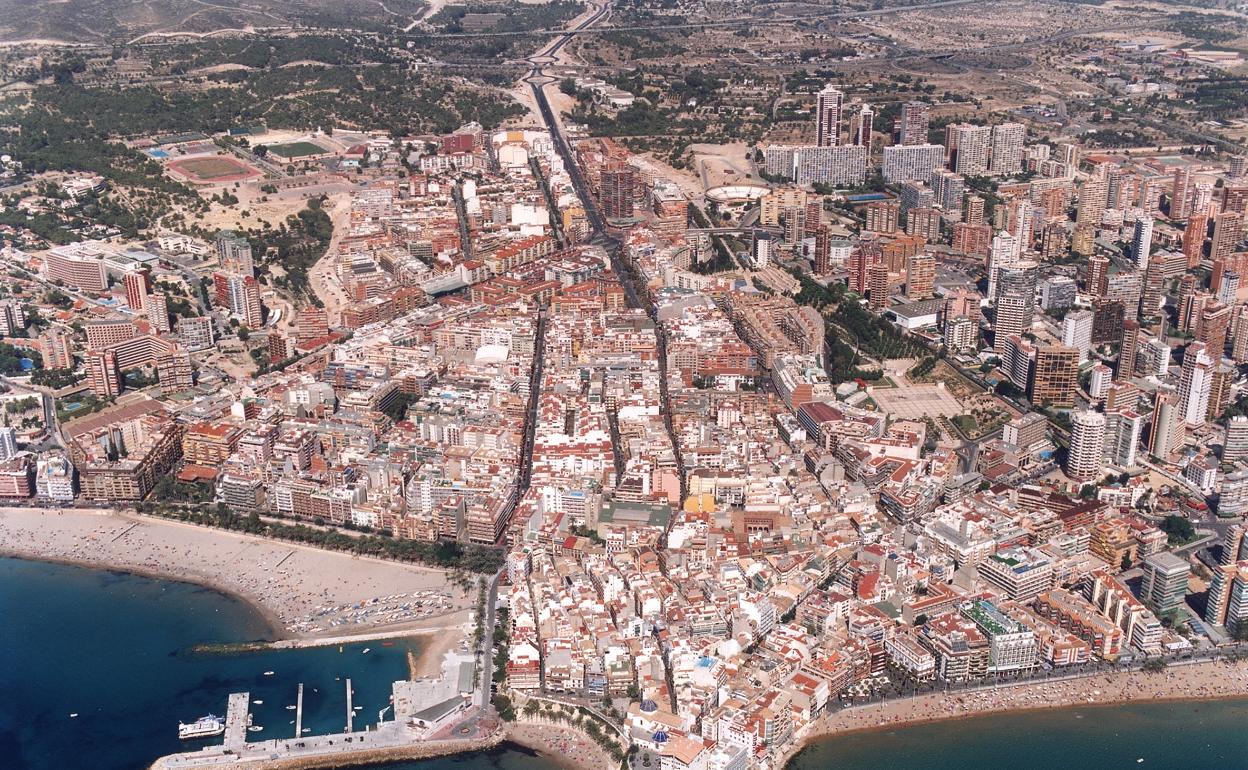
[2,1,1248,769]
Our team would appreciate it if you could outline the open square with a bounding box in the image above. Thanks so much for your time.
[870,383,965,420]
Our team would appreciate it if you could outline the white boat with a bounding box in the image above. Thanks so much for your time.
[248,726,264,733]
[263,671,275,676]
[302,728,311,733]
[178,715,225,740]
[285,705,297,711]
[361,648,371,654]
[252,700,263,705]
[69,713,78,718]
[353,706,363,711]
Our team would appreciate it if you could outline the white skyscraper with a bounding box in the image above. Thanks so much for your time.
[1104,408,1144,469]
[1132,215,1154,269]
[1194,181,1214,216]
[990,123,1026,176]
[994,260,1038,347]
[1178,342,1215,426]
[1226,416,1248,463]
[1171,167,1193,220]
[853,104,874,148]
[1061,310,1094,360]
[1150,392,1184,461]
[987,232,1018,301]
[0,426,16,461]
[950,124,993,176]
[816,85,844,147]
[881,144,946,184]
[215,230,254,277]
[1010,203,1032,258]
[1218,272,1241,305]
[752,232,773,269]
[1067,410,1107,481]
[1089,363,1113,401]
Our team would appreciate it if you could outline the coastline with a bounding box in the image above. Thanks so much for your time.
[15,507,1248,770]
[505,719,622,770]
[779,658,1248,769]
[1,547,291,640]
[0,506,472,659]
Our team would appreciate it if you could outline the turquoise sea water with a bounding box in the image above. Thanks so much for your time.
[4,555,1248,770]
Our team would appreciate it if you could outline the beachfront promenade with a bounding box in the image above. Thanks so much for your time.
[775,651,1248,768]
[834,642,1248,707]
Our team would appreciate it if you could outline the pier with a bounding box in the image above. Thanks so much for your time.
[294,683,303,738]
[224,693,250,750]
[345,679,353,733]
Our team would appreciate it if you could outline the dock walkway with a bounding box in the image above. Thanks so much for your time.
[224,692,250,750]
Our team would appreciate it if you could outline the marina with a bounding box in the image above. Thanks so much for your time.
[0,557,424,770]
[151,677,498,770]
[147,581,492,770]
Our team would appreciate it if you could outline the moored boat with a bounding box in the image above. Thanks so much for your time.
[178,715,225,740]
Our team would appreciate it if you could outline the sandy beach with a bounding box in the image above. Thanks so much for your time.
[780,658,1248,768]
[0,507,473,643]
[506,719,621,770]
[410,628,464,679]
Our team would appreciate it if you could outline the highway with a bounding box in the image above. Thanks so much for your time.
[521,2,648,311]
[399,0,979,41]
[522,2,613,239]
[687,225,781,236]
